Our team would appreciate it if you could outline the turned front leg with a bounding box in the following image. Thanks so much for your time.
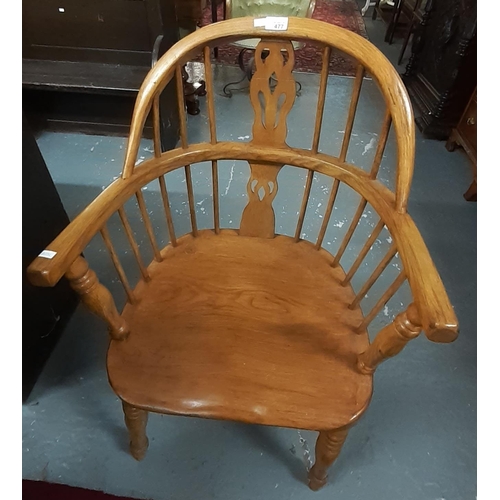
[308,428,349,491]
[122,402,149,461]
[357,303,421,374]
[65,256,129,340]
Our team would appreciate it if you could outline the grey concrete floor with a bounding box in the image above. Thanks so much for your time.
[23,5,476,500]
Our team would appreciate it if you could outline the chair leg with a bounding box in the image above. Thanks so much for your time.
[308,428,349,491]
[445,129,458,152]
[122,401,149,461]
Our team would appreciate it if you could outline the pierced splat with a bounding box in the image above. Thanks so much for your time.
[240,40,297,238]
[250,39,296,146]
[240,162,279,238]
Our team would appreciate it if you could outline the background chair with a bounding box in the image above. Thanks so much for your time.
[221,0,316,96]
[27,17,458,492]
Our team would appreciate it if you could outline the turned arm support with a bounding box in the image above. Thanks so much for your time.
[65,256,129,341]
[389,215,458,343]
[357,303,421,375]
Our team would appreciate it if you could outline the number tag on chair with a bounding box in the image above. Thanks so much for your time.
[38,250,57,259]
[254,17,289,31]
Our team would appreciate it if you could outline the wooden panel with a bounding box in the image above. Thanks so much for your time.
[23,0,151,56]
[108,230,372,430]
[24,47,151,67]
[22,60,150,93]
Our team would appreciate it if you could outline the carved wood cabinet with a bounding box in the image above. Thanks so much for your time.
[446,87,477,200]
[403,0,476,139]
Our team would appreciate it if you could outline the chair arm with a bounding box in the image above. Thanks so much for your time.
[389,213,458,343]
[26,181,125,288]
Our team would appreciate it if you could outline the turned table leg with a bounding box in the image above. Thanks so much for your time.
[445,129,458,152]
[122,402,149,461]
[308,427,349,491]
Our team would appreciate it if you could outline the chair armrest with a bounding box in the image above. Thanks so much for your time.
[390,212,458,343]
[26,181,123,287]
[27,215,101,288]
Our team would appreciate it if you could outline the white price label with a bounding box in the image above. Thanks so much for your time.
[254,17,289,31]
[39,250,57,259]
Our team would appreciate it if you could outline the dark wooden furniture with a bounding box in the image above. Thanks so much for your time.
[397,0,424,65]
[174,0,207,35]
[27,18,458,492]
[372,0,411,43]
[22,0,180,149]
[446,87,477,201]
[210,0,227,58]
[23,113,79,401]
[403,0,476,139]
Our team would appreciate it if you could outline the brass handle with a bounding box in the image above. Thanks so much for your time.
[466,116,475,126]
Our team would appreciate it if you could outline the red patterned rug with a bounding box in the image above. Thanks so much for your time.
[199,0,368,76]
[22,480,142,500]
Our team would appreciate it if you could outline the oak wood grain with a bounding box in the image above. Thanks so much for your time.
[341,219,385,278]
[339,64,364,163]
[240,40,296,238]
[118,207,150,282]
[108,230,372,430]
[100,225,136,304]
[312,46,331,153]
[136,190,162,261]
[26,141,458,342]
[308,427,349,491]
[121,17,415,213]
[158,175,177,247]
[350,244,397,310]
[295,170,314,242]
[357,303,421,374]
[315,178,340,250]
[26,18,459,490]
[65,256,129,340]
[122,401,149,461]
[358,270,407,331]
[152,95,161,158]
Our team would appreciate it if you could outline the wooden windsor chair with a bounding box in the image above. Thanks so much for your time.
[27,17,458,491]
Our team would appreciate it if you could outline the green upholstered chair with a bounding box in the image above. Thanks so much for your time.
[221,0,316,96]
[225,0,316,49]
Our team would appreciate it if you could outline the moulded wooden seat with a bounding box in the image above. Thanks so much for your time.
[27,17,459,493]
[108,230,372,430]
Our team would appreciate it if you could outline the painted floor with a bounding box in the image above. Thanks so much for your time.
[23,5,476,500]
